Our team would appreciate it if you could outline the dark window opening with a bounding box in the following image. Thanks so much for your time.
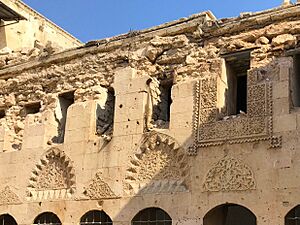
[34,212,61,225]
[0,214,17,225]
[224,51,250,115]
[132,207,172,225]
[96,88,115,138]
[0,109,5,119]
[203,203,256,225]
[291,55,300,107]
[23,102,41,115]
[151,79,173,129]
[80,210,112,225]
[285,205,300,225]
[52,91,74,143]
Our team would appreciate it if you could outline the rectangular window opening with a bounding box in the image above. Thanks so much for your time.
[96,87,115,137]
[223,51,250,116]
[292,54,300,107]
[0,108,5,119]
[53,91,75,143]
[152,79,173,128]
[23,102,41,115]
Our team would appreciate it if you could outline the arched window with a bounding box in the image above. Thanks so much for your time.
[132,207,172,225]
[285,205,300,225]
[34,212,61,225]
[0,214,17,225]
[80,210,112,225]
[203,203,256,225]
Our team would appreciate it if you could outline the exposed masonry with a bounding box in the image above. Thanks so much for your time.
[0,5,300,151]
[3,1,300,224]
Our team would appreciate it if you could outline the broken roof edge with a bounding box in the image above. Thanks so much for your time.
[1,0,82,45]
[0,4,299,78]
[203,3,300,37]
[85,11,214,47]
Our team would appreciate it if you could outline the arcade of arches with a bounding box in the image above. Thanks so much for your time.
[2,205,300,224]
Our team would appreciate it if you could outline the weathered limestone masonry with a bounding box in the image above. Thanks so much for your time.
[0,0,81,70]
[3,2,300,225]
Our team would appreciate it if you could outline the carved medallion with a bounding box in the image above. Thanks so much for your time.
[0,186,21,205]
[27,148,76,201]
[203,156,256,192]
[83,172,118,199]
[125,131,189,194]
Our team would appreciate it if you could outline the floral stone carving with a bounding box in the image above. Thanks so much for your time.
[125,131,189,194]
[203,156,256,192]
[27,148,76,201]
[83,172,118,199]
[189,66,282,155]
[0,186,21,205]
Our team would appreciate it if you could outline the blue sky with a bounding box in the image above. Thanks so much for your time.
[22,0,285,43]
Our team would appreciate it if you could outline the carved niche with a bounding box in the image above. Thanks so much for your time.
[124,131,189,194]
[27,148,76,201]
[83,171,118,200]
[0,186,21,205]
[203,156,256,192]
[189,67,281,155]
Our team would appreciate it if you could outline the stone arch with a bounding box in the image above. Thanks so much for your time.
[80,210,112,225]
[132,207,172,225]
[0,214,18,225]
[34,212,61,225]
[27,147,76,201]
[125,131,189,194]
[285,205,300,225]
[203,203,256,225]
[203,156,256,192]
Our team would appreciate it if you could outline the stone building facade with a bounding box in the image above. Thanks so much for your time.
[1,0,300,225]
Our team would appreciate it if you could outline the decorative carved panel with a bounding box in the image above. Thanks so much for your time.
[203,156,256,192]
[189,68,281,155]
[124,131,189,194]
[83,172,118,199]
[27,148,76,201]
[0,186,21,205]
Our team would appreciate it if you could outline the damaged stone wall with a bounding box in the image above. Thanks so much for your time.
[0,6,299,151]
[1,4,300,225]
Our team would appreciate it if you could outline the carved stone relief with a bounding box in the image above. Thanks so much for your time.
[83,172,118,199]
[125,131,189,194]
[27,148,76,201]
[203,156,256,192]
[0,186,21,205]
[189,66,281,155]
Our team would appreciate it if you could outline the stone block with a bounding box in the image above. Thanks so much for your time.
[64,127,90,143]
[273,98,290,116]
[172,80,196,99]
[279,63,291,82]
[273,81,289,99]
[114,92,147,123]
[273,114,296,132]
[171,96,194,114]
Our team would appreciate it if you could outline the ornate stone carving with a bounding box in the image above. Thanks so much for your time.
[83,172,118,199]
[269,136,282,148]
[203,156,256,192]
[0,186,21,205]
[27,148,76,201]
[125,131,189,194]
[189,67,276,155]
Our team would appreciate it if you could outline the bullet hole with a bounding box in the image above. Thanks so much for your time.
[119,104,123,108]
